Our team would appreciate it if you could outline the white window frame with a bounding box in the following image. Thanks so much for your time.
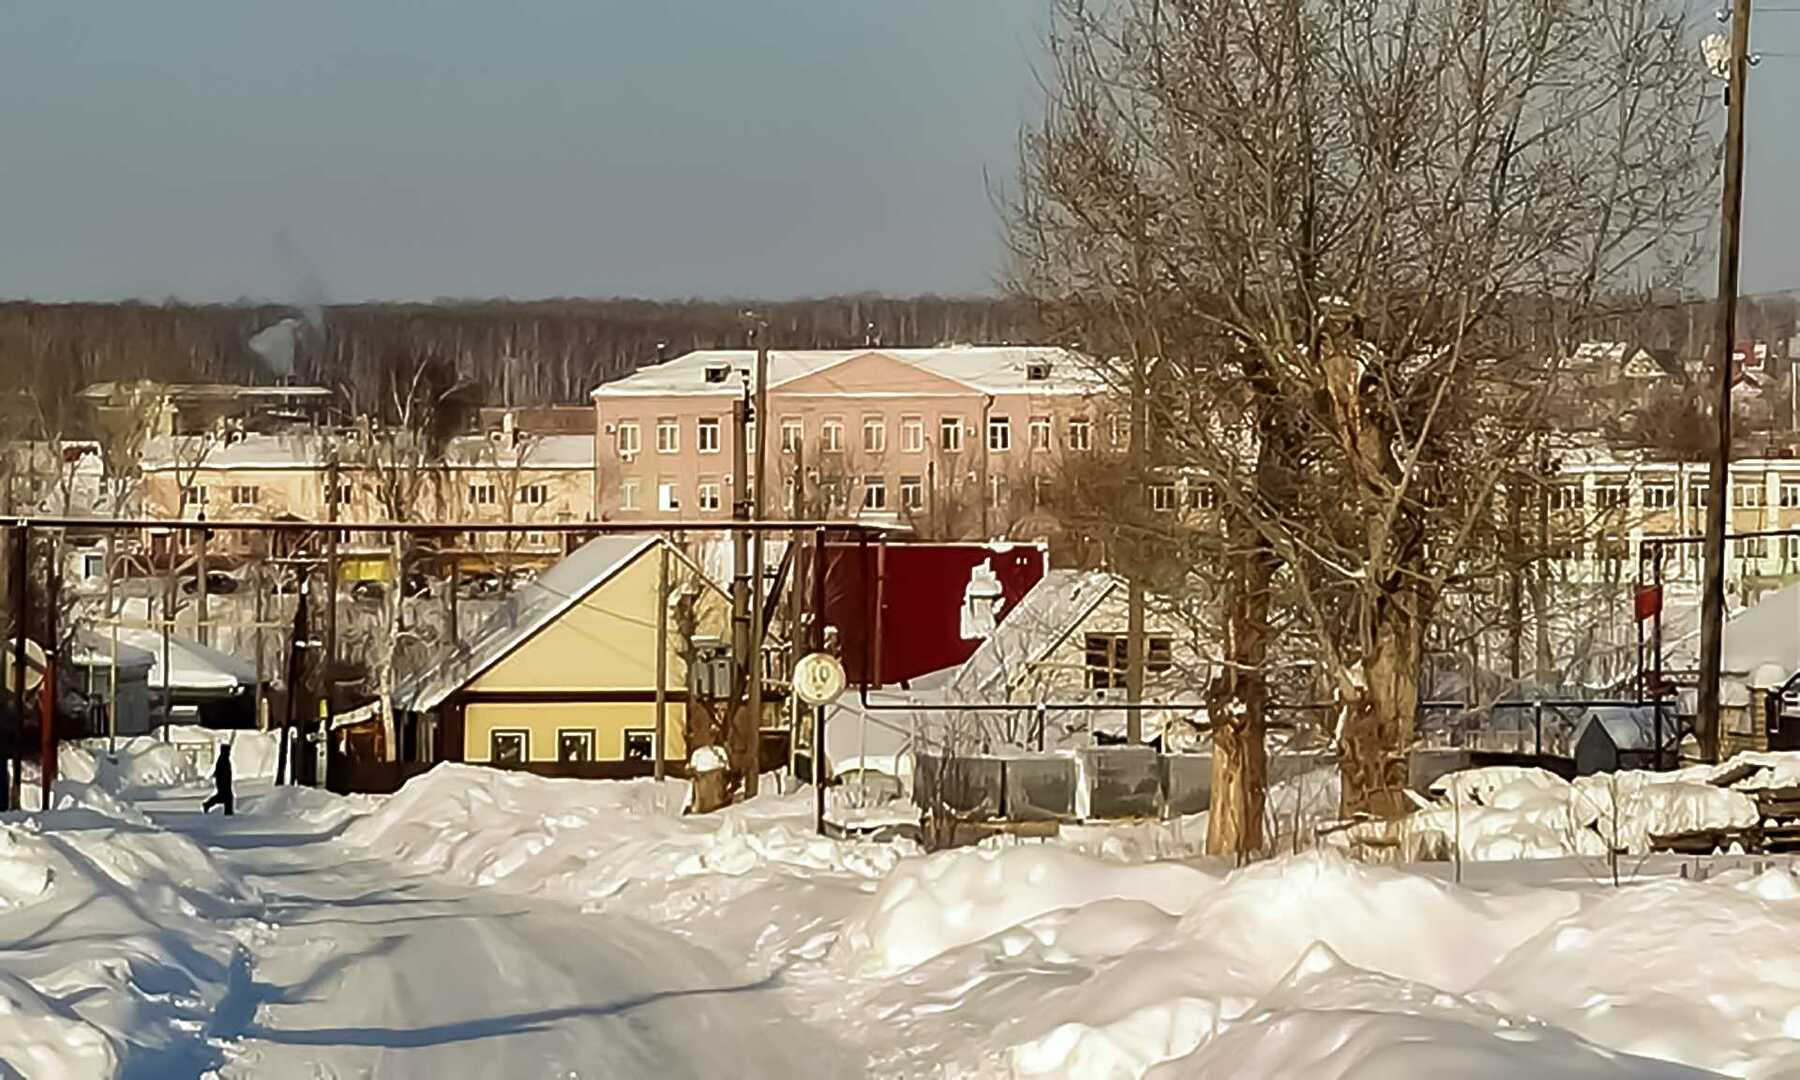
[1733,481,1764,508]
[1780,481,1800,509]
[781,418,804,453]
[862,475,887,511]
[821,418,845,453]
[490,729,529,764]
[556,729,596,764]
[1642,483,1675,511]
[468,483,497,507]
[1028,415,1051,451]
[616,421,641,456]
[901,416,924,453]
[900,475,924,510]
[863,416,887,454]
[940,416,964,453]
[697,416,721,454]
[656,417,680,454]
[1549,484,1583,511]
[657,479,680,512]
[1595,484,1629,511]
[619,479,640,511]
[1067,417,1092,451]
[1150,482,1178,512]
[697,480,722,512]
[988,415,1012,453]
[519,483,549,506]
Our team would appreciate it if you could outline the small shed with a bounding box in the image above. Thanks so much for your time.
[1571,705,1665,775]
[112,628,262,729]
[397,534,730,774]
[64,630,157,738]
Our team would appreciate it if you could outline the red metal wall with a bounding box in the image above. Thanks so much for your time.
[819,542,1047,686]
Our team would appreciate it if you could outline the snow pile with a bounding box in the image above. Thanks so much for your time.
[1357,765,1761,861]
[0,803,253,1077]
[1705,750,1800,791]
[832,843,1213,976]
[344,765,911,935]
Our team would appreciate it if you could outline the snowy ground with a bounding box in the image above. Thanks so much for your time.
[4,746,1800,1077]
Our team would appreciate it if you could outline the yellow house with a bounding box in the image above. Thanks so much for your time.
[396,533,729,774]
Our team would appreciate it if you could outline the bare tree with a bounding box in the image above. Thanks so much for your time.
[1011,0,1713,841]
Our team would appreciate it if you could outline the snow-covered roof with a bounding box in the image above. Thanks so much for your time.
[592,347,1100,399]
[110,629,260,693]
[945,569,1120,700]
[1572,705,1661,752]
[396,533,661,712]
[66,628,157,671]
[1721,582,1800,684]
[142,432,594,471]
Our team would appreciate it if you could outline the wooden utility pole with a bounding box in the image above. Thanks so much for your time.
[278,580,309,786]
[6,524,27,811]
[747,330,769,798]
[322,444,340,778]
[731,391,754,795]
[653,539,669,782]
[1697,0,1754,765]
[195,511,209,645]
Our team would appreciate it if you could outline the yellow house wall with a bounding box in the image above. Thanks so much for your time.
[464,701,690,763]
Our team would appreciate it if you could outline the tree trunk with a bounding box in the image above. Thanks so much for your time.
[1206,525,1274,859]
[1339,589,1421,820]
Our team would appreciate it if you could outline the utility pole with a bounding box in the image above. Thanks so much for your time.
[1697,0,1754,765]
[321,439,340,784]
[748,324,769,799]
[731,388,753,797]
[7,524,27,812]
[653,539,669,782]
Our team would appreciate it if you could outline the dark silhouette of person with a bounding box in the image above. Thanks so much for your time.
[201,743,234,816]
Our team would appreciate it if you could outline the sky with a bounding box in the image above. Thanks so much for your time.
[1,2,1796,305]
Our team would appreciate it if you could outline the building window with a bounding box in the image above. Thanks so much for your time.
[900,475,924,510]
[468,483,497,506]
[783,477,798,512]
[940,417,964,453]
[1549,484,1583,511]
[519,483,549,506]
[1688,485,1708,509]
[1029,415,1051,451]
[491,730,528,765]
[657,479,680,512]
[745,419,756,454]
[1642,483,1675,510]
[1781,481,1800,509]
[1150,482,1178,512]
[862,475,887,511]
[181,486,209,511]
[1068,417,1093,452]
[1187,482,1218,510]
[1595,484,1628,510]
[656,417,680,454]
[624,729,655,762]
[1784,535,1800,564]
[697,479,722,512]
[230,485,260,506]
[1110,414,1129,449]
[781,418,803,453]
[1733,482,1764,508]
[1084,634,1174,690]
[1734,536,1770,559]
[557,729,595,764]
[863,416,887,454]
[901,416,924,452]
[620,479,640,511]
[697,416,721,454]
[617,422,641,456]
[988,415,1012,452]
[821,418,845,453]
[989,474,1008,509]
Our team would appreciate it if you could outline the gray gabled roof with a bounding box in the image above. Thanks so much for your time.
[396,533,661,712]
[945,569,1121,699]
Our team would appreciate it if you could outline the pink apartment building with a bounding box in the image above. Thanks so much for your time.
[591,347,1110,537]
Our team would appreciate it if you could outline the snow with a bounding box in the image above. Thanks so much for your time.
[10,741,1800,1076]
[690,744,729,773]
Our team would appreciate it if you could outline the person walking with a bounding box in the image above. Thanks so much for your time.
[201,742,234,816]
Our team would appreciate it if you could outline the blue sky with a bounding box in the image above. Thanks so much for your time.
[0,2,1794,303]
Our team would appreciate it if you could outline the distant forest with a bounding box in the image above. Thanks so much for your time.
[0,295,1043,415]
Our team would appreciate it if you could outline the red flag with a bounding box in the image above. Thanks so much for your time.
[1634,584,1663,623]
